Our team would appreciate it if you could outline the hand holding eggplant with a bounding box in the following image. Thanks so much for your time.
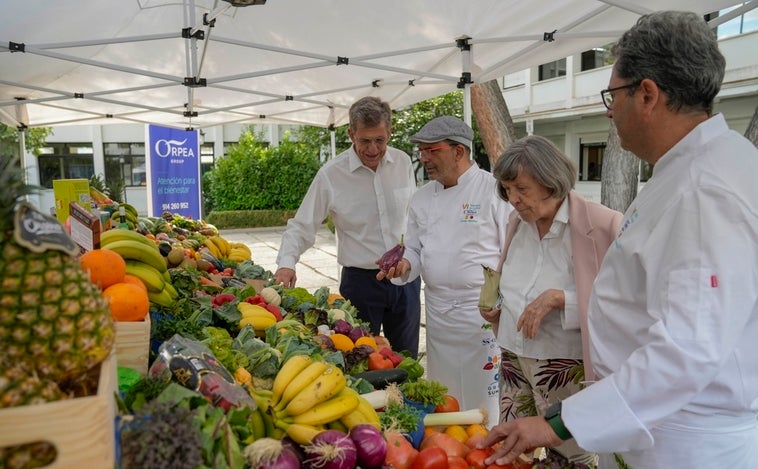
[375,236,407,280]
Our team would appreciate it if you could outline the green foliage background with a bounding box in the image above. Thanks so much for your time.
[203,130,320,212]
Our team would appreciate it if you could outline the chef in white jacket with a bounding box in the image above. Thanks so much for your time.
[479,11,758,468]
[378,116,512,421]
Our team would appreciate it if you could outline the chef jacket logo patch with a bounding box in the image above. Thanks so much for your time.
[461,203,481,223]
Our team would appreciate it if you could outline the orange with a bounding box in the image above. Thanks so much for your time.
[79,249,126,289]
[121,274,148,293]
[103,282,150,321]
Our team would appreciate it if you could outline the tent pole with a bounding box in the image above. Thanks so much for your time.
[459,37,473,159]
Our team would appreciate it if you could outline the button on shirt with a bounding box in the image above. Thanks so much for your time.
[496,198,580,360]
[276,146,416,270]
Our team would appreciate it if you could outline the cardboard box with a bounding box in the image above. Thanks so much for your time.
[0,353,117,468]
[114,314,152,375]
[53,179,91,224]
[68,201,101,253]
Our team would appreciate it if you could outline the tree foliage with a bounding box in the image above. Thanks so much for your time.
[203,129,320,211]
[0,124,53,157]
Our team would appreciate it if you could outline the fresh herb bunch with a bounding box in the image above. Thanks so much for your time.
[379,401,423,433]
[399,378,448,406]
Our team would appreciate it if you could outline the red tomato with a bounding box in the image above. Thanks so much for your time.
[385,431,419,469]
[411,447,449,469]
[434,394,460,413]
[466,448,494,469]
[447,456,468,469]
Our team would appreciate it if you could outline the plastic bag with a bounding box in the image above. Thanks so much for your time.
[478,264,501,310]
[148,334,256,412]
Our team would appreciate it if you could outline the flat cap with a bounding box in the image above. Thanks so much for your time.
[410,116,473,149]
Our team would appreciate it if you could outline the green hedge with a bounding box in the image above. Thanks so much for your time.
[205,209,297,229]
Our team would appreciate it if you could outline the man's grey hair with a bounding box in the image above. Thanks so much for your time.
[349,96,392,131]
[612,10,725,115]
[493,135,577,202]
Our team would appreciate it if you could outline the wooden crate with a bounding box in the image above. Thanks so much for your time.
[114,313,151,375]
[0,352,117,468]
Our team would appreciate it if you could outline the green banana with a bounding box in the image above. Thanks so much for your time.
[148,289,174,307]
[124,260,165,292]
[104,239,167,273]
[101,227,156,248]
[162,281,178,299]
[249,408,266,440]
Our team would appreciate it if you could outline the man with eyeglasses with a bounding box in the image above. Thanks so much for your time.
[480,11,758,468]
[377,116,512,421]
[274,96,422,357]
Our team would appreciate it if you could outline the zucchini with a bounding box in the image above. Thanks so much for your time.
[352,368,408,389]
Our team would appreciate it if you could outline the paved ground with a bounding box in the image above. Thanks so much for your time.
[220,225,428,362]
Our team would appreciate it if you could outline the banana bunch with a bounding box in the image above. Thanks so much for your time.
[237,303,277,336]
[203,235,251,262]
[109,203,139,229]
[101,228,178,307]
[246,355,371,445]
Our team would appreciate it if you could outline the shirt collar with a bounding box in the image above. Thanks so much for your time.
[347,146,395,172]
[652,113,727,177]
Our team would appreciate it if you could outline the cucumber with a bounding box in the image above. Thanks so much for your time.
[352,368,408,389]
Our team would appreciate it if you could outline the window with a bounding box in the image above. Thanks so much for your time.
[579,143,605,181]
[200,142,215,175]
[710,4,758,38]
[103,142,146,187]
[580,46,613,71]
[538,58,566,81]
[37,143,94,188]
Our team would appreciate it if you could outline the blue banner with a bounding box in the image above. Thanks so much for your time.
[146,125,201,219]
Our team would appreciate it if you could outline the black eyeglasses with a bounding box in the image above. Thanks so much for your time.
[600,81,641,110]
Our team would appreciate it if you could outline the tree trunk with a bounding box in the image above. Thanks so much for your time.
[470,79,516,168]
[601,121,639,213]
[745,104,758,147]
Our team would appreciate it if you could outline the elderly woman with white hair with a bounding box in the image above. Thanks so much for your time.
[481,135,622,466]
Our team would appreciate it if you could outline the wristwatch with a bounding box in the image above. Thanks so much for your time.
[544,402,572,441]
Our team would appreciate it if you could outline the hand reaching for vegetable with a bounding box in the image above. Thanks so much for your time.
[375,258,410,281]
[274,267,297,288]
[479,416,564,466]
[517,288,564,339]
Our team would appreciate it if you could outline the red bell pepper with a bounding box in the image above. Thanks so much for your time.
[264,304,283,322]
[212,293,237,307]
[379,347,404,367]
[244,294,266,305]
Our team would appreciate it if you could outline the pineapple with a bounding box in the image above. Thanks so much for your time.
[0,155,115,385]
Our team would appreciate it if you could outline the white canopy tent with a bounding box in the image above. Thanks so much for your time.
[1,0,754,131]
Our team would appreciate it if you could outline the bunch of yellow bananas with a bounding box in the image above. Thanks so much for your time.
[202,235,251,262]
[101,228,178,307]
[246,355,380,445]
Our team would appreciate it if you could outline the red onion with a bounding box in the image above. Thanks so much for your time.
[243,437,301,469]
[303,429,357,469]
[348,424,387,469]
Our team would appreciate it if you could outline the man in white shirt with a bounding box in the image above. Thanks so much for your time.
[480,11,758,468]
[274,96,421,357]
[378,116,512,421]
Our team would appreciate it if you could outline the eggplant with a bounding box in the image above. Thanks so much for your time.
[352,368,408,389]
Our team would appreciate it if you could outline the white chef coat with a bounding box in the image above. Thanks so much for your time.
[276,146,416,270]
[563,114,758,468]
[496,198,581,360]
[398,164,512,419]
